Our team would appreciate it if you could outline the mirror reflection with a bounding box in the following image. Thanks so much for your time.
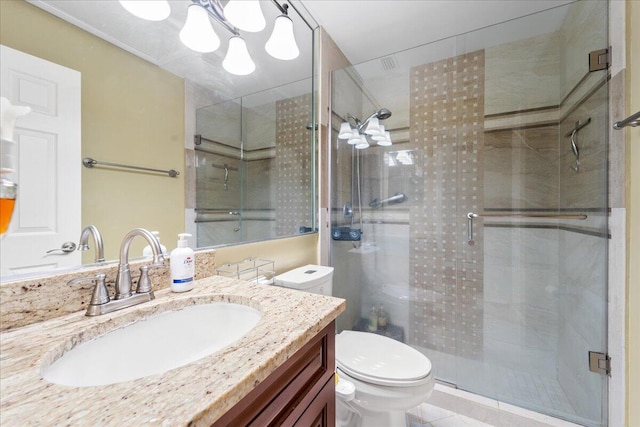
[195,78,315,247]
[0,0,316,278]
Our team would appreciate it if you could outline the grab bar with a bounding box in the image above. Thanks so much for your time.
[195,210,240,215]
[613,111,640,130]
[369,192,406,208]
[564,118,590,173]
[82,157,179,178]
[466,212,588,245]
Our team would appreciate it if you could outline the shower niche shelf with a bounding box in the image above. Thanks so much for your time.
[353,318,405,343]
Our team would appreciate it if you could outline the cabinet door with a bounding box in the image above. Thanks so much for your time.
[292,377,335,427]
[212,322,335,427]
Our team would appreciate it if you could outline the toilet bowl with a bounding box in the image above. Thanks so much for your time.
[335,330,434,427]
[274,266,434,427]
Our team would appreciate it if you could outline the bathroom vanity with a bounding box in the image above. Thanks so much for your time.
[213,322,336,426]
[0,275,345,426]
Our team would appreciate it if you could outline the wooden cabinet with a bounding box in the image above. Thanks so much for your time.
[213,321,336,427]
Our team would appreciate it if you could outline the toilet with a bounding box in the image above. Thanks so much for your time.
[275,265,435,427]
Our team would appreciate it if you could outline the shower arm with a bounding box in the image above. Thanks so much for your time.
[347,112,380,134]
[369,193,406,208]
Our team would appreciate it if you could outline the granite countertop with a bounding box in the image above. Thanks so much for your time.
[0,275,345,426]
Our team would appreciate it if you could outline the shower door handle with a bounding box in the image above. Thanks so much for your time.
[466,213,476,246]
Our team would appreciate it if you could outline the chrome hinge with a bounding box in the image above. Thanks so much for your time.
[589,48,610,72]
[589,351,611,376]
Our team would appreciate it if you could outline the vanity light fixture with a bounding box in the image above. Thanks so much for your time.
[363,117,382,136]
[119,0,300,76]
[377,131,393,146]
[355,134,370,150]
[223,35,256,75]
[180,4,221,53]
[347,130,361,145]
[265,3,300,60]
[224,0,266,32]
[339,122,353,139]
[338,109,393,149]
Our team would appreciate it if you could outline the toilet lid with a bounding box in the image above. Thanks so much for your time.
[335,330,432,386]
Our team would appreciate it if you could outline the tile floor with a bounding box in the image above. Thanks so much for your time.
[405,384,584,427]
[407,403,494,426]
[420,348,578,421]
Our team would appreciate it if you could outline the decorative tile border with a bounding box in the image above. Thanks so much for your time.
[408,50,485,359]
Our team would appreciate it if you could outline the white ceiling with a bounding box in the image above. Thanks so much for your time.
[28,0,575,104]
[299,0,574,65]
[29,0,315,102]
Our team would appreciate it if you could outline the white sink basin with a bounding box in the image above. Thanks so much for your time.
[42,302,261,387]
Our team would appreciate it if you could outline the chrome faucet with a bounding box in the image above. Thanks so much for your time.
[78,225,105,263]
[115,228,165,299]
[68,228,165,316]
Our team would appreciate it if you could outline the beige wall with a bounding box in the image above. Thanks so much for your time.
[627,0,640,424]
[0,0,185,262]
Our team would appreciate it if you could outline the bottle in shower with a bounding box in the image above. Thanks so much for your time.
[368,305,378,332]
[378,304,388,330]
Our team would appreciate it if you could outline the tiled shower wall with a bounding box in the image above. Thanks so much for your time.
[408,51,485,359]
[275,93,313,235]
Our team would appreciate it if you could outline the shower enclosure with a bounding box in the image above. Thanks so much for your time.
[329,2,608,426]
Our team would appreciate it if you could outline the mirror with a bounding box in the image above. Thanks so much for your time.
[194,79,315,247]
[0,0,316,278]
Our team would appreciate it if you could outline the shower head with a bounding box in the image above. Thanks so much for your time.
[362,108,392,124]
[355,108,393,133]
[375,108,392,120]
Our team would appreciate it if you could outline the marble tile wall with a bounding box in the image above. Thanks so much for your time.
[560,1,608,97]
[484,31,560,116]
[195,151,242,210]
[484,126,559,209]
[244,158,274,210]
[559,84,608,210]
[194,145,276,247]
[408,50,485,359]
[483,227,560,379]
[275,93,313,235]
[557,230,606,423]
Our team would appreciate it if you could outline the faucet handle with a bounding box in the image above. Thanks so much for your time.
[136,265,162,294]
[68,273,110,306]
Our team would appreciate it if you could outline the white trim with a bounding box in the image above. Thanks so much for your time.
[608,209,626,427]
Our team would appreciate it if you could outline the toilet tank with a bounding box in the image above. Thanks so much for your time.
[274,265,334,296]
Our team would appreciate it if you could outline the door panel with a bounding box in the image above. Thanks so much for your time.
[1,45,81,276]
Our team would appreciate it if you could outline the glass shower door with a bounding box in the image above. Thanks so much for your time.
[449,3,609,425]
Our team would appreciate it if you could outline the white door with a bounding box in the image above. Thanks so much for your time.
[0,45,81,277]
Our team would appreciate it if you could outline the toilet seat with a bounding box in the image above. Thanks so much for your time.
[336,330,432,387]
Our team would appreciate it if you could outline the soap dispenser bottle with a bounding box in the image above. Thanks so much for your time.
[142,231,168,258]
[170,233,195,292]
